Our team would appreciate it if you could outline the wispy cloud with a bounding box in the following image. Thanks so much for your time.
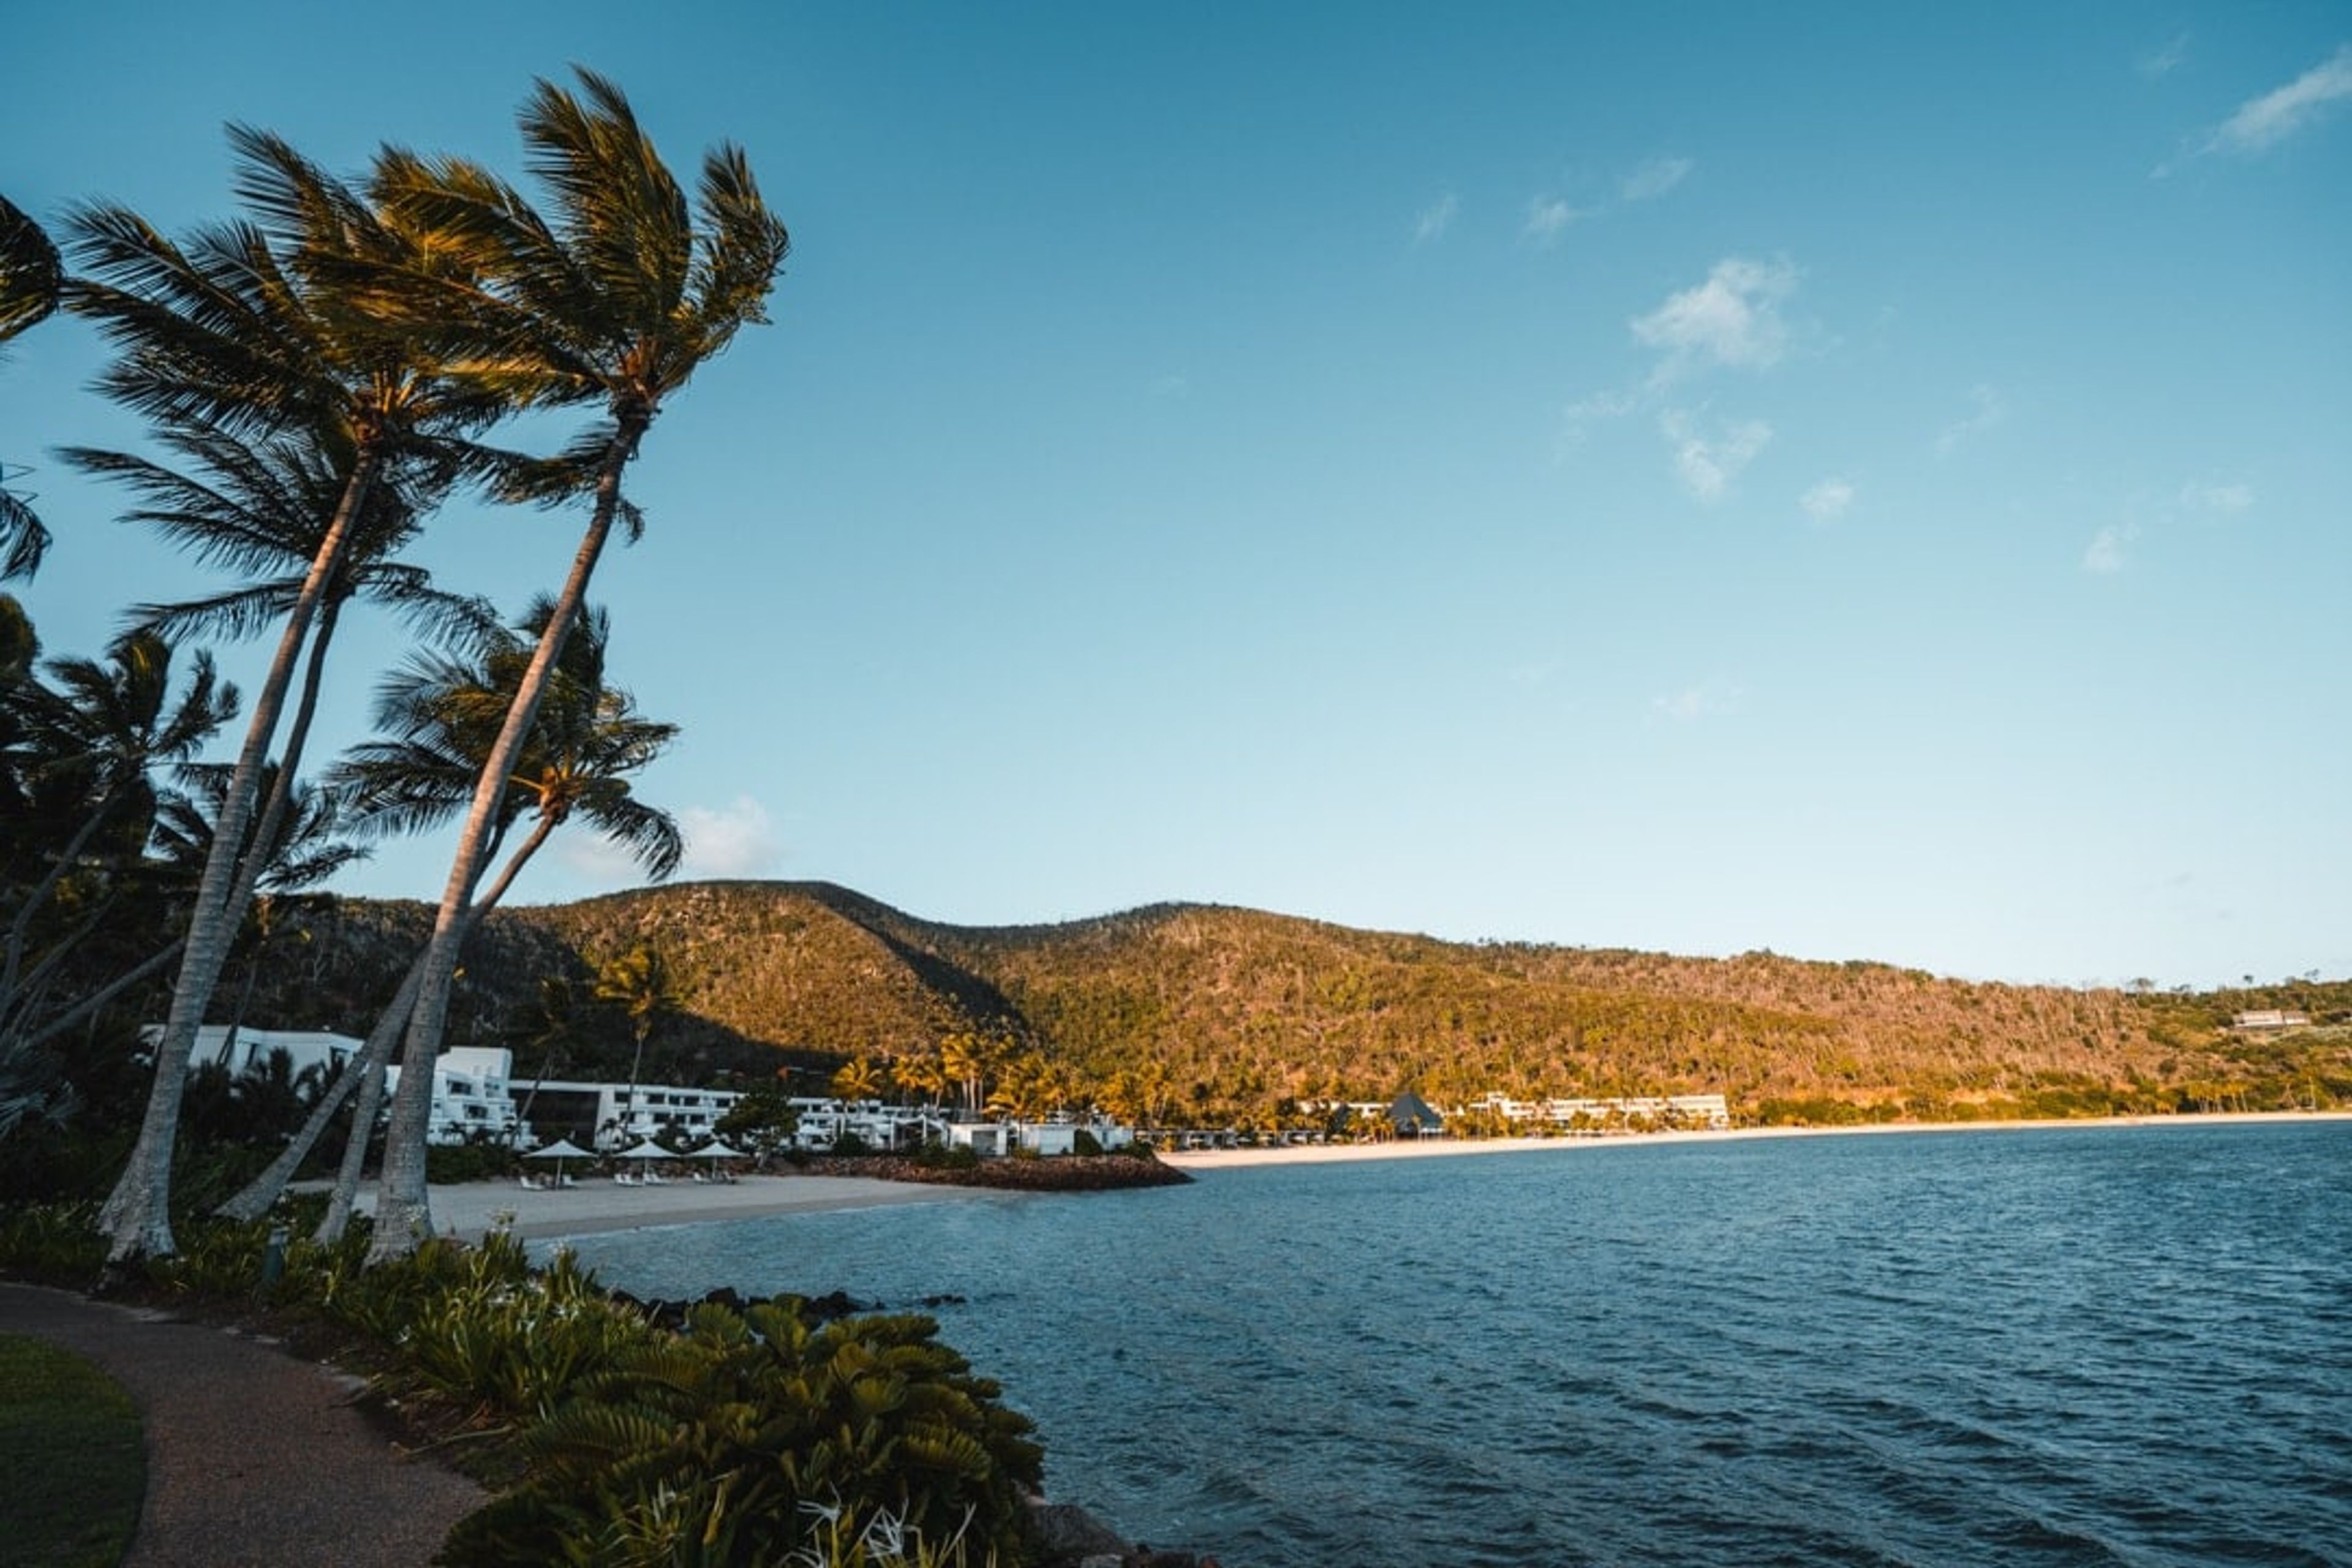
[1800,477,1855,524]
[2083,523,2138,574]
[2205,44,2352,153]
[1554,387,1638,455]
[680,795,785,879]
[2180,479,2253,512]
[1662,409,1771,502]
[1621,154,1693,202]
[1934,384,2006,456]
[1148,372,1191,399]
[1632,257,1800,379]
[1651,679,1738,723]
[2138,31,2191,81]
[1413,192,1459,244]
[1522,195,1586,243]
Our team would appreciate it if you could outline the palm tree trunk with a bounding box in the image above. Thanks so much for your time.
[99,448,380,1262]
[229,810,552,1234]
[370,419,641,1259]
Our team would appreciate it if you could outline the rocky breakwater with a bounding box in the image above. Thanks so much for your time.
[799,1150,1195,1193]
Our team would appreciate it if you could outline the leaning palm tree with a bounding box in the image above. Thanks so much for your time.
[1,193,64,580]
[365,70,786,1254]
[0,631,235,1038]
[0,631,235,1131]
[80,129,508,1262]
[217,598,681,1229]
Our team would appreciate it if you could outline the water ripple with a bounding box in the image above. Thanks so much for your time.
[556,1123,2352,1567]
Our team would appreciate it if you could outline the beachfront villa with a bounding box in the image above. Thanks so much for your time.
[1468,1091,1733,1130]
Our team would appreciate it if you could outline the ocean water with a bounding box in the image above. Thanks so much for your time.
[550,1124,2352,1566]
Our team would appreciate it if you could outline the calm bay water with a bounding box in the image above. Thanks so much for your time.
[551,1124,2352,1566]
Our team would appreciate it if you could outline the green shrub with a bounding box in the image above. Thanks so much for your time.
[439,1299,1041,1567]
[830,1132,872,1156]
[1069,1129,1102,1157]
[0,1201,106,1283]
[391,1242,649,1423]
[428,1140,521,1186]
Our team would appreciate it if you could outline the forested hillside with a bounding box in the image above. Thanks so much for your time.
[242,880,2351,1126]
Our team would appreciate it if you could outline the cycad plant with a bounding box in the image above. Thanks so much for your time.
[438,1298,1041,1568]
[366,69,787,1254]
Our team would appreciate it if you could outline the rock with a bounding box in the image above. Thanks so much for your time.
[1029,1501,1132,1564]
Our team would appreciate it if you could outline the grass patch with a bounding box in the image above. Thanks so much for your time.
[0,1333,146,1567]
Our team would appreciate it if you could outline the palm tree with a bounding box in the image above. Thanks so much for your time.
[1,630,235,1044]
[0,630,234,1133]
[368,70,787,1254]
[80,129,508,1262]
[219,599,680,1229]
[829,1057,882,1104]
[595,944,676,1142]
[1,193,64,579]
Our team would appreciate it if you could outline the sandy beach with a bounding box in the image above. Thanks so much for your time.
[1155,1109,2352,1172]
[356,1170,1004,1244]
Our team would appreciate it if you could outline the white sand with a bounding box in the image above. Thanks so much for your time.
[1155,1110,2352,1172]
[362,1171,1001,1244]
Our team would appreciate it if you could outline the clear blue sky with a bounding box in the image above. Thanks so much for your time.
[6,2,2346,989]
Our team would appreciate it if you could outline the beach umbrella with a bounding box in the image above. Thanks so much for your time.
[615,1139,678,1161]
[525,1137,595,1184]
[693,1139,745,1161]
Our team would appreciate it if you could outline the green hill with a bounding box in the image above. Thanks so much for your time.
[246,880,2351,1126]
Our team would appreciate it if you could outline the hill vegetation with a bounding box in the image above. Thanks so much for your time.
[235,880,2351,1128]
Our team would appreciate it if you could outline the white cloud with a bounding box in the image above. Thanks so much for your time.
[1148,373,1191,399]
[2083,524,2138,574]
[1413,193,1459,244]
[1800,477,1855,524]
[1934,383,2007,456]
[2206,44,2352,153]
[1632,257,1799,377]
[2180,480,2253,512]
[1522,195,1586,242]
[679,795,785,879]
[2138,32,2191,81]
[1661,409,1771,501]
[556,832,657,883]
[1621,155,1694,202]
[1651,680,1737,723]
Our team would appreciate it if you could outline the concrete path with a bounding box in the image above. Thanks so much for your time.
[0,1282,486,1568]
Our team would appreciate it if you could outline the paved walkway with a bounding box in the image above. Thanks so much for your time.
[0,1283,486,1568]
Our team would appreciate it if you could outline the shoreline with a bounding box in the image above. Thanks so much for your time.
[364,1110,2352,1238]
[1155,1109,2352,1171]
[361,1170,1008,1245]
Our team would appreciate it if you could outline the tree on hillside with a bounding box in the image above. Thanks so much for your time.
[81,127,509,1262]
[365,69,788,1256]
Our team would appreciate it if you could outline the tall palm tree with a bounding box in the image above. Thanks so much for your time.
[219,598,680,1228]
[80,129,508,1262]
[1,194,64,580]
[594,943,676,1142]
[367,70,786,1254]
